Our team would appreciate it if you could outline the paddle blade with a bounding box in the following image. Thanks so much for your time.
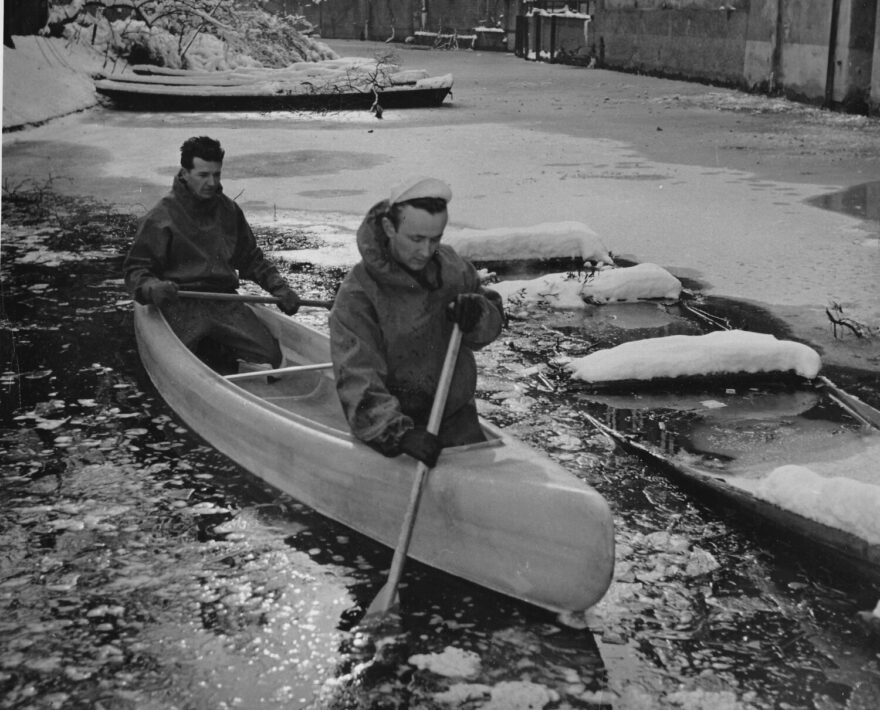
[363,582,399,622]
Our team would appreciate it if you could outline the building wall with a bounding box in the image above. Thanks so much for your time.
[593,0,879,113]
[873,2,880,113]
[593,6,749,84]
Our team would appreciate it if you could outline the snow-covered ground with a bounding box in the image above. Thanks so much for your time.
[2,36,103,128]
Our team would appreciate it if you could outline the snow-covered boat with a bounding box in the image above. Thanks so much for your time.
[133,302,615,613]
[577,372,880,581]
[94,59,453,111]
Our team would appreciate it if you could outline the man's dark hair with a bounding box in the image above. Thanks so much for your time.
[180,136,225,169]
[386,197,448,229]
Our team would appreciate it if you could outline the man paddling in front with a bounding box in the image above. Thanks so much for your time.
[330,176,505,468]
[123,136,301,372]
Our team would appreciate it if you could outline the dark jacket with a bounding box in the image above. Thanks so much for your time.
[123,173,288,302]
[329,200,504,454]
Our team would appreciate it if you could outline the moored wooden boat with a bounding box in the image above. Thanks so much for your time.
[95,68,453,112]
[133,303,615,613]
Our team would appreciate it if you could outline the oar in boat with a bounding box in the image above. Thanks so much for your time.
[178,290,333,309]
[363,323,463,622]
[225,362,333,382]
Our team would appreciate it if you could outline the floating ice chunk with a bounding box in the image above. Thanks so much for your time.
[482,681,559,709]
[580,263,682,303]
[445,222,612,265]
[567,330,822,383]
[433,681,559,709]
[409,646,481,678]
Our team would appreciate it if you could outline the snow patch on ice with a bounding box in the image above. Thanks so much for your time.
[581,263,682,303]
[566,330,822,383]
[490,263,681,311]
[492,273,588,309]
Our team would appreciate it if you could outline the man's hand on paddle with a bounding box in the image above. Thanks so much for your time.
[143,280,179,307]
[275,287,302,316]
[399,427,441,468]
[447,293,484,333]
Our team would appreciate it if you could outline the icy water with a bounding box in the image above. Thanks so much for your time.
[2,191,879,710]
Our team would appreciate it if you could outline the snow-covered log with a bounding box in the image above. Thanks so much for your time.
[444,222,612,266]
[580,263,682,303]
[566,330,822,383]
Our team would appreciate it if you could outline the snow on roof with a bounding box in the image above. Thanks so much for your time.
[566,330,822,383]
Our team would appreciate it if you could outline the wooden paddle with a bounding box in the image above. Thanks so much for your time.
[363,323,463,621]
[225,362,333,382]
[178,290,333,309]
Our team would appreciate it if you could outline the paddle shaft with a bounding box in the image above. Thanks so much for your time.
[225,362,333,382]
[366,324,463,617]
[178,290,333,309]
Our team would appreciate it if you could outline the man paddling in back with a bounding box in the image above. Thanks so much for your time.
[123,136,301,371]
[330,176,505,467]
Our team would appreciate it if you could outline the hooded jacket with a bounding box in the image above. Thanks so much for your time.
[330,200,504,454]
[123,173,288,302]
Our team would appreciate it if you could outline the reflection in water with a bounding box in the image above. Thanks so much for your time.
[3,191,880,709]
[807,180,880,223]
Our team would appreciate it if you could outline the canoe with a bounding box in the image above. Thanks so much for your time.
[133,303,615,613]
[95,73,453,112]
[577,376,880,581]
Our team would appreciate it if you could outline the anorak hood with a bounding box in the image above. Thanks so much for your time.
[356,200,443,290]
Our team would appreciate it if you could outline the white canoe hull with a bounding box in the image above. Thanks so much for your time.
[134,303,615,612]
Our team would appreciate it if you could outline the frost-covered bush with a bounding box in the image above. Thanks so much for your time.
[45,0,338,70]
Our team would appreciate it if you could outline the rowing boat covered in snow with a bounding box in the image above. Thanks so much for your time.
[95,59,453,111]
[133,302,615,613]
[576,370,880,581]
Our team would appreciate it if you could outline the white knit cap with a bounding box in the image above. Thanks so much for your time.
[388,176,452,206]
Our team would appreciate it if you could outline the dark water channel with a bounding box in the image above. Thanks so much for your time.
[2,191,879,710]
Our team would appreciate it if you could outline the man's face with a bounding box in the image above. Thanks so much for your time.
[383,205,448,272]
[181,157,222,201]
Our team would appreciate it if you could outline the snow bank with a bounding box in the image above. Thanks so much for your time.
[747,465,880,544]
[567,330,822,383]
[3,36,101,129]
[444,221,612,265]
[489,263,680,311]
[581,263,682,303]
